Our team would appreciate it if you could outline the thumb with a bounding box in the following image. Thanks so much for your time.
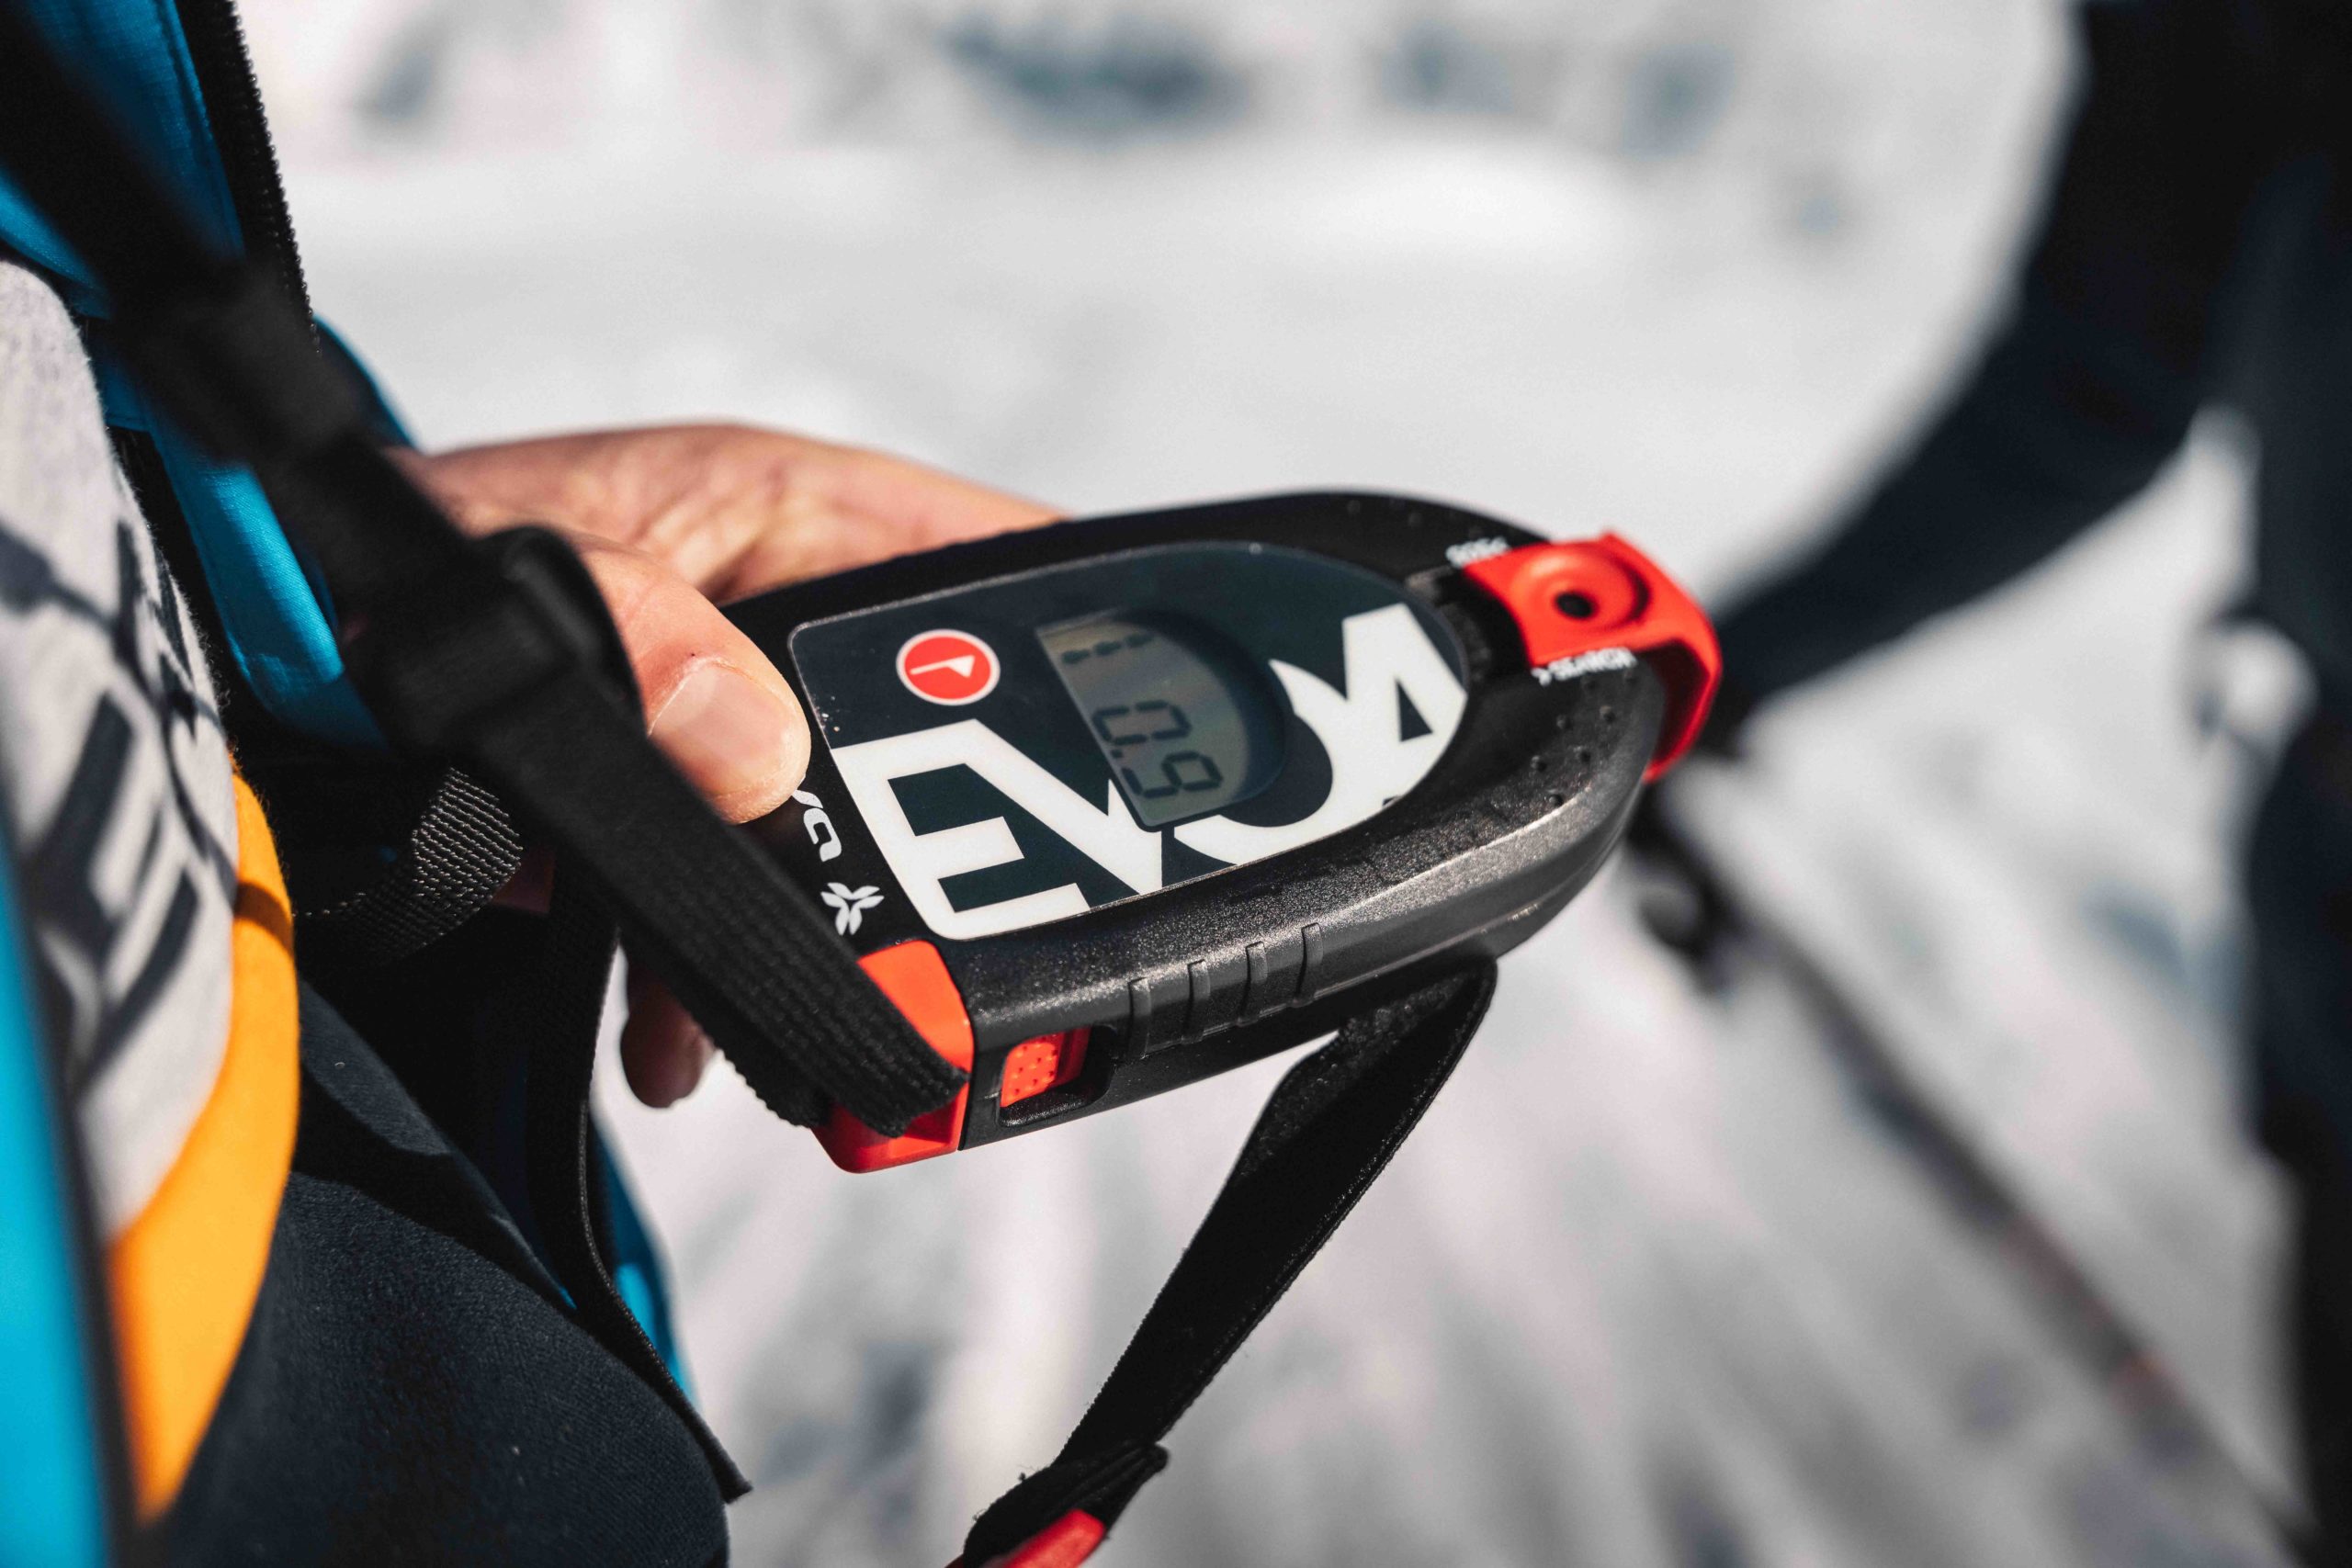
[563,530,811,822]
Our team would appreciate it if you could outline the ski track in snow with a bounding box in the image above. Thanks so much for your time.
[258,2,2298,1561]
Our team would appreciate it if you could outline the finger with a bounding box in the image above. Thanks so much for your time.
[713,434,1058,598]
[620,965,716,1108]
[490,845,555,914]
[398,428,1057,602]
[565,530,812,823]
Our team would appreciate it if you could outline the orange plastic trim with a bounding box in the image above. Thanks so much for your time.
[1461,533,1721,779]
[999,1027,1091,1108]
[109,778,300,1518]
[948,1509,1109,1568]
[816,941,975,1171]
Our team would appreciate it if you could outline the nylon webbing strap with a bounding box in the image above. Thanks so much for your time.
[958,962,1498,1568]
[297,766,525,966]
[0,11,963,1134]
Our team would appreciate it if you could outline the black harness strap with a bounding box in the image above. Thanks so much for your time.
[0,13,961,1136]
[115,422,521,968]
[959,961,1498,1568]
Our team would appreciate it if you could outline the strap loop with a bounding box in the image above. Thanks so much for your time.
[962,963,1498,1564]
[296,766,525,967]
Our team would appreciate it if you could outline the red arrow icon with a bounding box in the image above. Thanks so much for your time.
[897,630,1000,705]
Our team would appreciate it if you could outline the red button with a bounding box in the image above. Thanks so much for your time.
[999,1028,1091,1108]
[898,630,1000,705]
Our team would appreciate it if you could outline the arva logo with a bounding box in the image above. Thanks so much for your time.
[820,882,884,935]
[792,789,844,862]
[829,605,1464,940]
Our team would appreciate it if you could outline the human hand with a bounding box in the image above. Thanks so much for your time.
[397,423,1057,1106]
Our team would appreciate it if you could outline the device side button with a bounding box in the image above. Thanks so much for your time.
[1184,951,1247,1040]
[1185,959,1212,1043]
[1238,941,1270,1021]
[1298,921,1325,1003]
[1127,976,1156,1055]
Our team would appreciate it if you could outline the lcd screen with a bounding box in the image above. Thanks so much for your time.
[1038,611,1281,828]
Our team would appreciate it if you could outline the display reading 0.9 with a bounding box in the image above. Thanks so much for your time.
[1038,611,1276,829]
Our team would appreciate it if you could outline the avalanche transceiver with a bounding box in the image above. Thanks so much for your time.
[728,491,1717,1169]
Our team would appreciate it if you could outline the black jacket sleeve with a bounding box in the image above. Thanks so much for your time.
[1711,0,2275,716]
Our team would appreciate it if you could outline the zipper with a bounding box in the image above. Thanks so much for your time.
[171,0,312,323]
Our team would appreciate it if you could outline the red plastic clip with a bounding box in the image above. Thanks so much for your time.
[1460,533,1720,780]
[948,1509,1108,1568]
[816,941,974,1171]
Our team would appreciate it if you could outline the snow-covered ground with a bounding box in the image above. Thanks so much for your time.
[252,3,2300,1561]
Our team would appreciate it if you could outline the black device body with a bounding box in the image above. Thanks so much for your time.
[728,491,1668,1158]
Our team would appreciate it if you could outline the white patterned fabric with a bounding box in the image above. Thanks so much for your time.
[0,261,238,1237]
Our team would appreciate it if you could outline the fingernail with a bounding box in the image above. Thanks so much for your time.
[650,660,797,805]
[646,1030,715,1108]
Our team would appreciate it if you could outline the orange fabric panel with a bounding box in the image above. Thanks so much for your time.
[108,777,300,1519]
